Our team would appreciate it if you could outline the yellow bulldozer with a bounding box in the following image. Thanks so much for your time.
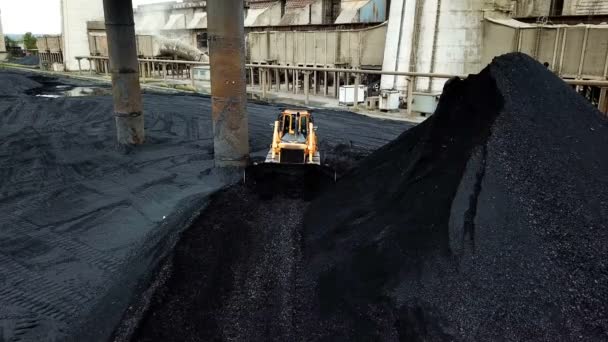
[247,108,333,199]
[265,109,320,165]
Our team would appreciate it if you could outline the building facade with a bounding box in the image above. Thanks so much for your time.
[61,0,105,71]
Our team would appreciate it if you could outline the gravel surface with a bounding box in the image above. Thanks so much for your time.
[301,53,608,341]
[0,69,409,342]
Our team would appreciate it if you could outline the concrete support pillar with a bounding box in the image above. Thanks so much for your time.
[295,70,299,94]
[353,72,360,110]
[274,68,280,91]
[262,68,267,99]
[599,88,608,115]
[334,72,339,99]
[77,58,82,75]
[407,76,414,115]
[103,0,145,145]
[258,67,262,88]
[250,67,254,87]
[190,65,196,89]
[285,69,289,91]
[304,71,310,105]
[208,0,249,167]
[313,70,317,95]
[324,70,328,96]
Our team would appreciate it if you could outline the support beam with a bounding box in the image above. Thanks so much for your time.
[103,0,144,145]
[599,88,608,115]
[353,73,360,110]
[304,71,310,105]
[208,0,249,167]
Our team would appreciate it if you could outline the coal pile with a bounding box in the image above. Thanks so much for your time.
[302,53,608,341]
[11,55,40,66]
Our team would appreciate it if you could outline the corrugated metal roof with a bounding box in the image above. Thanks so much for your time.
[163,13,186,30]
[188,12,207,29]
[335,0,370,23]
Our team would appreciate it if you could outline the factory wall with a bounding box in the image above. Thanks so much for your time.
[482,18,608,80]
[61,0,105,71]
[245,2,284,26]
[563,0,608,15]
[514,0,552,17]
[248,23,387,66]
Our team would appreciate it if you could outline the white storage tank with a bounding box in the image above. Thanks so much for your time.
[61,0,105,71]
[381,0,511,93]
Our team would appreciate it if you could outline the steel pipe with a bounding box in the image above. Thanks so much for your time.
[208,0,249,167]
[103,0,144,145]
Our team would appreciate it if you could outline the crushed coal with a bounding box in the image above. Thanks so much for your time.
[10,55,40,66]
[301,53,608,341]
[0,69,409,342]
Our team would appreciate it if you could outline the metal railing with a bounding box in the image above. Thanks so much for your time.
[76,55,608,114]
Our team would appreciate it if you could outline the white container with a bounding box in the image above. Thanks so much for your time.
[52,63,65,72]
[339,85,366,105]
[379,90,400,110]
[411,92,441,114]
[193,66,210,81]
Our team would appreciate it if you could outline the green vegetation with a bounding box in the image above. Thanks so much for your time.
[23,32,37,50]
[4,36,17,48]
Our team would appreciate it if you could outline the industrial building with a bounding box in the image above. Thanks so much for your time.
[2,0,608,341]
[33,0,608,113]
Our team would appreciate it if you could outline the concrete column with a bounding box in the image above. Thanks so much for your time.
[324,70,328,96]
[407,76,414,115]
[208,0,249,167]
[258,67,263,89]
[77,58,82,74]
[295,70,299,94]
[250,67,254,87]
[334,72,339,99]
[103,0,145,145]
[275,68,280,91]
[353,72,360,110]
[190,65,196,89]
[313,70,317,95]
[599,88,608,115]
[285,69,289,91]
[262,68,267,99]
[304,71,310,105]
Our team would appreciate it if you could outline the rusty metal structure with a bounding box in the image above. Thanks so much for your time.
[208,0,250,167]
[103,0,145,145]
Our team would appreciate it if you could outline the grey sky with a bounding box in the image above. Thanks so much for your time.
[0,0,179,34]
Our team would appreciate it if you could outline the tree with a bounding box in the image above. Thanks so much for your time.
[4,36,16,49]
[23,32,37,50]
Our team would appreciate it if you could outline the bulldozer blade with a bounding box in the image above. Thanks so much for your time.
[245,163,336,200]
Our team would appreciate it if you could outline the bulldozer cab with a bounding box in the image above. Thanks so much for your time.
[279,110,312,138]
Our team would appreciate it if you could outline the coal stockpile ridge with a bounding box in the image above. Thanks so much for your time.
[11,55,40,66]
[303,53,608,341]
